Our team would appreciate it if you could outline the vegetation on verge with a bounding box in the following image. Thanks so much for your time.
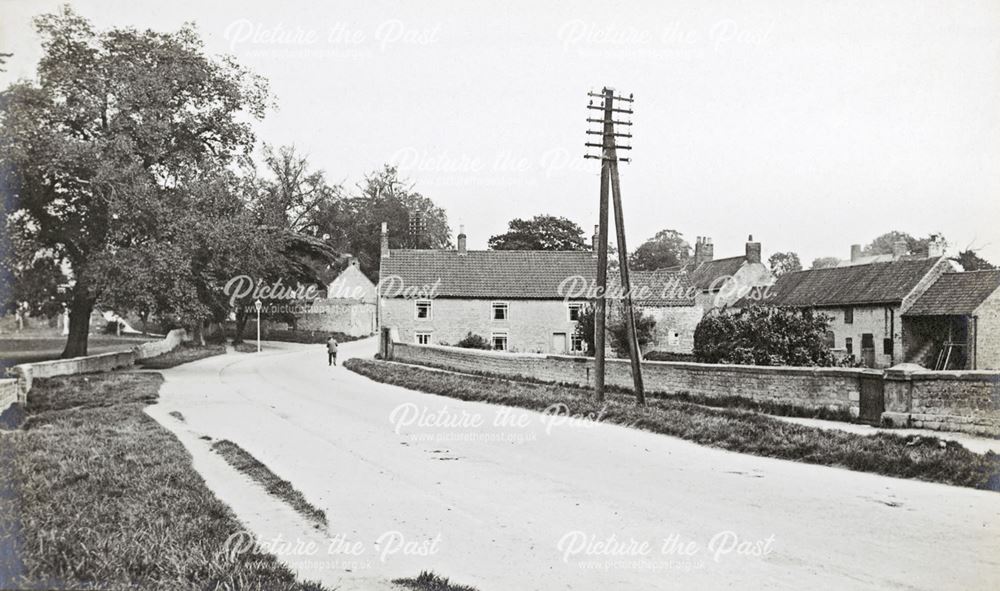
[211,439,328,528]
[0,372,327,589]
[694,305,841,366]
[394,571,479,591]
[344,359,1000,491]
[136,343,227,369]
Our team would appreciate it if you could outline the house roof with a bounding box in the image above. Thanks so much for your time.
[747,257,942,308]
[611,270,696,306]
[380,249,596,299]
[903,270,1000,316]
[686,256,747,291]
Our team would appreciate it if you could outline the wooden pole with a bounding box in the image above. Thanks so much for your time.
[608,153,646,404]
[593,87,613,402]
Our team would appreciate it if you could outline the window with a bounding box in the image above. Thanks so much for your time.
[845,337,853,356]
[568,302,585,322]
[491,332,508,351]
[570,334,585,353]
[843,307,854,324]
[492,302,509,321]
[415,332,432,345]
[415,300,432,320]
[824,330,835,349]
[883,338,894,355]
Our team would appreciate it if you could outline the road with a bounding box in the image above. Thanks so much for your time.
[148,338,1000,591]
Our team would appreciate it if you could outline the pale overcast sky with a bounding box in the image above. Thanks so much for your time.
[2,0,998,265]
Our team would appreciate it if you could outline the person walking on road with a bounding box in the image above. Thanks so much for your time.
[326,335,339,366]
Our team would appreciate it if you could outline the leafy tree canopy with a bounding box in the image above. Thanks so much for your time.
[811,256,840,270]
[863,231,945,257]
[488,214,587,252]
[951,249,995,271]
[628,229,690,271]
[768,251,802,277]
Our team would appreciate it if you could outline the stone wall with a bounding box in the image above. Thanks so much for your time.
[883,367,1000,436]
[974,286,1000,370]
[388,341,1000,437]
[1,329,188,415]
[390,342,872,416]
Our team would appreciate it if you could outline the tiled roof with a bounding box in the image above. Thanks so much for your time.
[380,249,596,299]
[748,258,942,308]
[687,256,747,291]
[903,270,1000,316]
[610,270,696,306]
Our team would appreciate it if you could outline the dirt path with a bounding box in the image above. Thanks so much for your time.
[151,338,1000,591]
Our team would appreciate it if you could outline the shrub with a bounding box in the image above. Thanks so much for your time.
[694,305,836,366]
[574,301,656,358]
[455,332,491,349]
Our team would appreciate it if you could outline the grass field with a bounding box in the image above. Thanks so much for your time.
[394,571,479,591]
[345,358,1000,492]
[0,334,155,371]
[0,372,327,590]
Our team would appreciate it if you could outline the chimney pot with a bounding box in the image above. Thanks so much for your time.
[892,239,908,260]
[457,225,467,256]
[380,222,390,259]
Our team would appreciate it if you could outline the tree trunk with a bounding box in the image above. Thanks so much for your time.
[233,309,248,345]
[61,295,95,358]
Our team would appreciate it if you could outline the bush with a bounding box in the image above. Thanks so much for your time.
[694,305,835,366]
[455,332,491,349]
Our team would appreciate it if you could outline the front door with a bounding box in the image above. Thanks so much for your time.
[861,333,876,367]
[552,332,567,354]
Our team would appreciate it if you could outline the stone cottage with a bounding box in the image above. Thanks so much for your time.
[378,225,595,353]
[684,235,774,310]
[901,269,1000,370]
[295,258,377,337]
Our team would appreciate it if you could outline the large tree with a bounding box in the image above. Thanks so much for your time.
[768,251,802,277]
[628,229,690,271]
[488,214,587,251]
[313,165,450,281]
[0,7,269,356]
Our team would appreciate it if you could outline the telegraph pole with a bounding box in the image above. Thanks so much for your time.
[585,87,645,405]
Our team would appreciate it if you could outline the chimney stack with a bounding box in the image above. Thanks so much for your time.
[892,239,908,260]
[457,225,467,256]
[380,222,389,259]
[850,244,862,262]
[927,235,945,258]
[592,225,599,257]
[694,236,714,266]
[745,234,761,264]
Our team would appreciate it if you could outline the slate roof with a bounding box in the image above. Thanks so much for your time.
[746,257,942,308]
[903,270,1000,316]
[380,249,596,299]
[686,256,747,291]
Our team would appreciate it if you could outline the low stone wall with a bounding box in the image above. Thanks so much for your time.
[1,329,188,415]
[884,368,1000,436]
[390,342,871,417]
[389,342,1000,437]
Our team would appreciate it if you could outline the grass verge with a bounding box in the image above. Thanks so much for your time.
[136,342,226,369]
[0,371,327,589]
[394,571,479,591]
[210,439,328,529]
[345,359,1000,491]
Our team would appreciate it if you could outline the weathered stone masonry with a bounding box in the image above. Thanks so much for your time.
[388,341,1000,437]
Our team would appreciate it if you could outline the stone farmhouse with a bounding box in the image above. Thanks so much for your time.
[379,226,595,353]
[902,269,1000,370]
[743,255,955,368]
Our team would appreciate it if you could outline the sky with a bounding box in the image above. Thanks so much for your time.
[2,0,998,266]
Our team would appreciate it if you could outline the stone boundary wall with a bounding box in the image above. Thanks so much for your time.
[884,369,1000,436]
[0,329,187,415]
[390,342,874,417]
[388,341,1000,437]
